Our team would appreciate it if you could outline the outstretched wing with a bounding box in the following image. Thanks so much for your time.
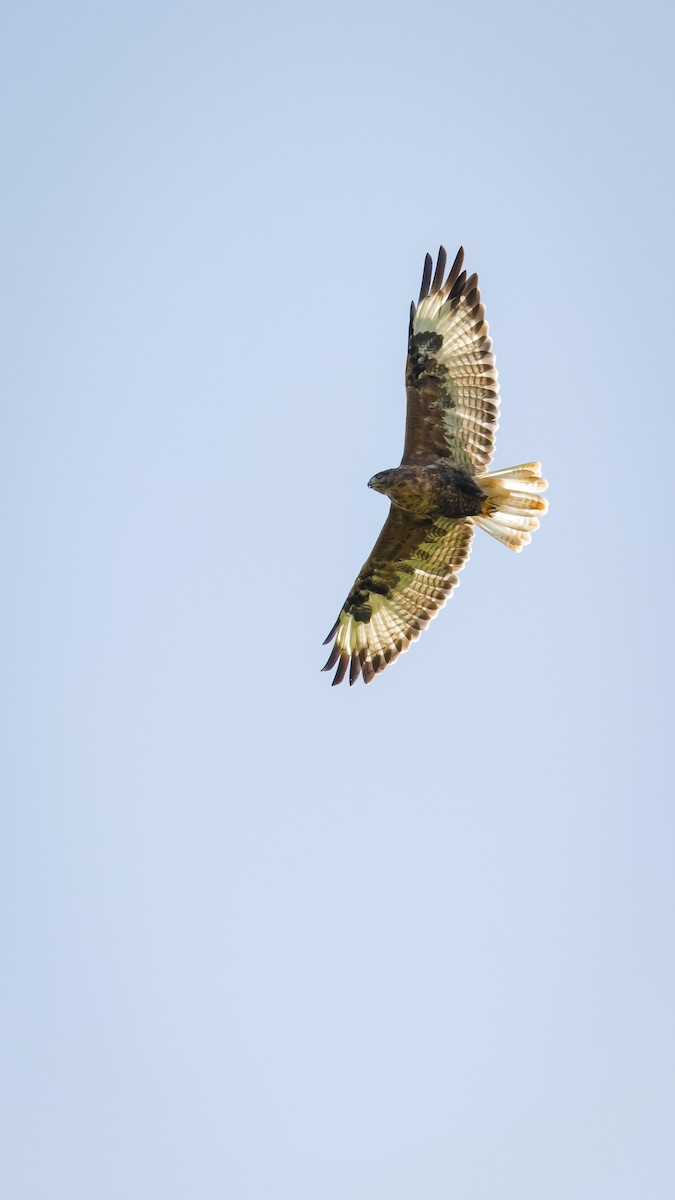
[322,507,474,686]
[404,246,500,474]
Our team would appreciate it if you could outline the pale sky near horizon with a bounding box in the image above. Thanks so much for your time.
[2,2,674,1197]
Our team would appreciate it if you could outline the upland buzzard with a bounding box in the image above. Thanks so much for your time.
[323,246,548,686]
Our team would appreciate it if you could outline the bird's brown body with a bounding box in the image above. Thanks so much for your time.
[369,464,487,520]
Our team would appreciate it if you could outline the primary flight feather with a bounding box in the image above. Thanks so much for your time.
[323,246,548,686]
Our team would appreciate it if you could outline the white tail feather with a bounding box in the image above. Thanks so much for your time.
[474,462,548,552]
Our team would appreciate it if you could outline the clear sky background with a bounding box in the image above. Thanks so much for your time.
[2,2,674,1197]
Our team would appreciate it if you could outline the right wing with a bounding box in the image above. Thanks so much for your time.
[322,506,474,686]
[403,246,500,474]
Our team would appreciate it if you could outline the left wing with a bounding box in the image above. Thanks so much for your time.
[403,246,500,474]
[322,506,474,686]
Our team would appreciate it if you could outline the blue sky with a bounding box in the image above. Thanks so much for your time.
[2,2,674,1197]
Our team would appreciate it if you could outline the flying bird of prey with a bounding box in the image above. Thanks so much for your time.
[322,245,548,686]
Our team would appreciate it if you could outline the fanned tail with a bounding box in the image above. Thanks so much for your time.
[473,462,548,551]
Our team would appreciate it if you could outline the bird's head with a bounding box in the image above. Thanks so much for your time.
[368,465,433,516]
[368,470,396,497]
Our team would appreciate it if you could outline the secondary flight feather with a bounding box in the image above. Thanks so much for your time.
[323,246,548,686]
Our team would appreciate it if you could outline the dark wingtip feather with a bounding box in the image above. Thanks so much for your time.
[449,268,467,302]
[349,653,362,686]
[418,252,433,301]
[332,652,349,686]
[431,246,447,294]
[323,618,340,645]
[464,273,479,307]
[361,655,374,684]
[443,246,465,295]
[408,300,416,337]
[321,641,341,672]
